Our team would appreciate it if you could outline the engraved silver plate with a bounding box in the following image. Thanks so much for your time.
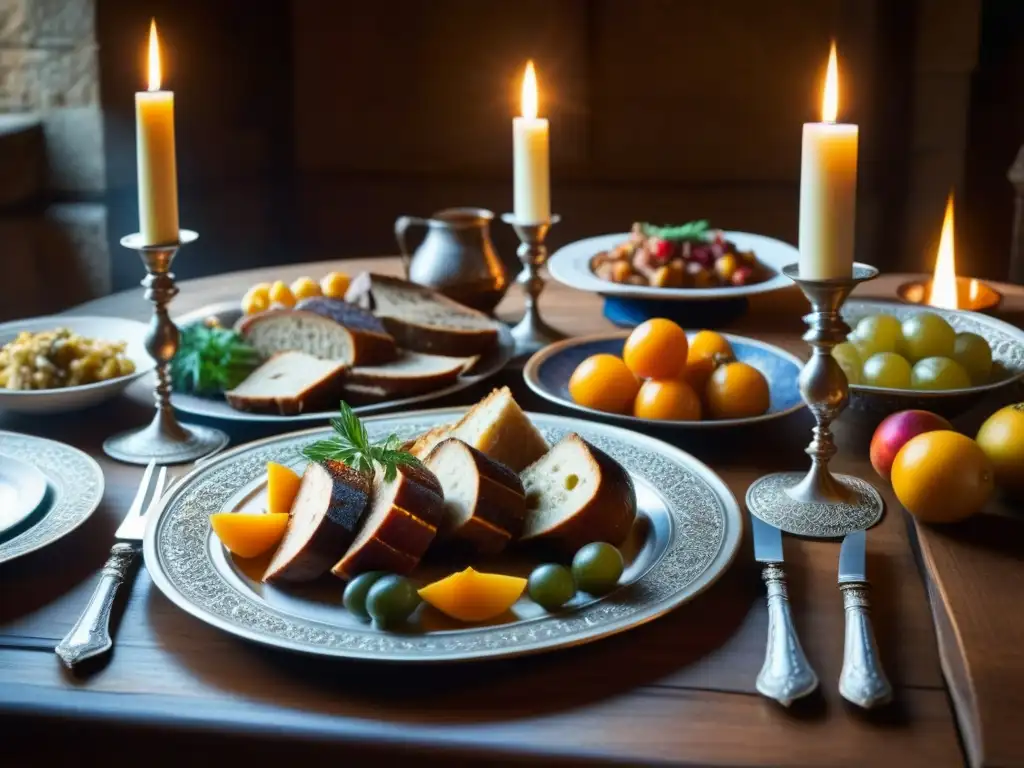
[144,408,744,662]
[0,431,105,564]
[745,471,884,539]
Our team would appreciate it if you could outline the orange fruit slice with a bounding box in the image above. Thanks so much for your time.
[210,512,289,559]
[266,462,302,514]
[418,567,527,622]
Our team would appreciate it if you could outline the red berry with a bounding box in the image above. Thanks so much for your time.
[731,265,755,286]
[648,237,673,264]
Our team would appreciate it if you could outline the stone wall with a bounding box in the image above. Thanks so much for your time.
[0,0,109,321]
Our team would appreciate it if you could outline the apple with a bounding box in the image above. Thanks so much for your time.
[870,409,953,480]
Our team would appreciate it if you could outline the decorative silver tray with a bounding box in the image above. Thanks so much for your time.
[143,408,744,662]
[169,302,516,424]
[0,431,104,565]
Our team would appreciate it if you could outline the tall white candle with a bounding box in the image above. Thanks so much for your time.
[136,19,180,246]
[513,61,550,223]
[798,43,858,279]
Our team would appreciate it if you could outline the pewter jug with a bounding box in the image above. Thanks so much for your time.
[394,207,509,312]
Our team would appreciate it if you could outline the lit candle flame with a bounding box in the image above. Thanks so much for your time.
[521,60,538,120]
[969,278,979,303]
[148,19,162,92]
[822,42,839,123]
[930,192,958,309]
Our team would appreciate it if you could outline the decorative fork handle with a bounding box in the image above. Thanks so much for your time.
[756,563,819,706]
[839,582,892,708]
[55,543,137,669]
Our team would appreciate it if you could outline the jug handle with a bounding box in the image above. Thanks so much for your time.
[394,216,430,278]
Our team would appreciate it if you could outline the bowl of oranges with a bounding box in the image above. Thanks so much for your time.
[523,319,805,429]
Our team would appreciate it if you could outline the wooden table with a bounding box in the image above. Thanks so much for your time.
[1,258,1021,767]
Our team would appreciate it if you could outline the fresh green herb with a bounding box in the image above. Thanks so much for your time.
[641,219,711,242]
[171,323,262,396]
[302,401,423,482]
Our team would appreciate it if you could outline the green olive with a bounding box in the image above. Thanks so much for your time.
[342,571,387,621]
[571,542,624,595]
[527,564,576,611]
[365,574,421,628]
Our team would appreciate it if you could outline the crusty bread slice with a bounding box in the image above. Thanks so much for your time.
[345,272,500,357]
[519,433,637,553]
[410,386,549,473]
[341,351,479,398]
[225,352,347,415]
[237,308,396,366]
[424,438,526,555]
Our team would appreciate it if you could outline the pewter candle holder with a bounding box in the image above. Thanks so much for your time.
[103,230,229,466]
[501,213,565,356]
[745,263,884,539]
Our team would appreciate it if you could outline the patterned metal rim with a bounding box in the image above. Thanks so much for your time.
[144,408,745,663]
[745,471,885,539]
[0,431,105,565]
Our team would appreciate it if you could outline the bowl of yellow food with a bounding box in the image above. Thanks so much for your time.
[0,316,153,414]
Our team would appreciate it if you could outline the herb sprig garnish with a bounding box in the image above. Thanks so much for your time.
[302,401,423,482]
[171,323,262,396]
[641,219,711,242]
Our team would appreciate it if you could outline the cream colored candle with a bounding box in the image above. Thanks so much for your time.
[513,61,550,223]
[136,20,180,245]
[798,43,858,279]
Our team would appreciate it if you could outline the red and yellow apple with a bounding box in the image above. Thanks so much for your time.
[870,409,953,480]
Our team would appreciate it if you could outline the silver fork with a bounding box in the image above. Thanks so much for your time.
[55,460,168,669]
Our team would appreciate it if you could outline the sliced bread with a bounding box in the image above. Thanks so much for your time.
[237,308,396,366]
[340,350,478,399]
[225,351,347,415]
[519,433,637,553]
[345,272,500,357]
[410,386,549,473]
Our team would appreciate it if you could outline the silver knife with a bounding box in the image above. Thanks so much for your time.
[55,460,167,669]
[837,529,892,708]
[751,514,819,705]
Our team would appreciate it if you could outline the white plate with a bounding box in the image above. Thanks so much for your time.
[0,316,154,414]
[0,454,48,535]
[145,407,744,662]
[547,230,798,301]
[0,431,104,564]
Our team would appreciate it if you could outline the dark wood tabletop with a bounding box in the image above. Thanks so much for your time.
[2,257,1021,767]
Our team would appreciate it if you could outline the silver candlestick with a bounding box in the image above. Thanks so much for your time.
[103,230,229,466]
[501,214,565,356]
[745,263,884,539]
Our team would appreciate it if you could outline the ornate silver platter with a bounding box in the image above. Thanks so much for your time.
[168,302,516,424]
[0,431,105,565]
[144,408,744,662]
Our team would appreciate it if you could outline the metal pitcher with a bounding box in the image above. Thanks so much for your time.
[394,207,509,312]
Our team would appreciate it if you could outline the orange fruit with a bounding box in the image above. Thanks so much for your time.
[321,271,350,299]
[241,283,271,314]
[684,330,734,392]
[209,512,289,559]
[290,276,322,301]
[891,431,993,523]
[568,354,640,414]
[705,361,770,420]
[418,567,527,622]
[633,379,702,421]
[976,403,1024,495]
[622,319,689,379]
[268,280,296,308]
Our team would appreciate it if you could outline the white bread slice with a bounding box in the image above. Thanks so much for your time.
[237,309,396,366]
[345,272,500,357]
[341,351,479,398]
[225,352,347,415]
[410,386,549,472]
[519,433,637,553]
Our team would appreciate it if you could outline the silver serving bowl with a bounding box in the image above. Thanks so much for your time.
[842,299,1024,417]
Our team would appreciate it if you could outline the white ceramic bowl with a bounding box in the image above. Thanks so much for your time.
[0,315,153,415]
[547,231,797,301]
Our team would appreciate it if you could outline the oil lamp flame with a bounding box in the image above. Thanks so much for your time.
[521,60,538,120]
[929,193,958,309]
[822,42,839,123]
[147,19,161,92]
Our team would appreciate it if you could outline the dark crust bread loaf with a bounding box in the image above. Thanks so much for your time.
[331,535,420,579]
[262,460,371,583]
[294,297,388,335]
[224,352,347,416]
[236,308,397,366]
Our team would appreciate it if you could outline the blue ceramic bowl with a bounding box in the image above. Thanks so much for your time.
[523,332,805,429]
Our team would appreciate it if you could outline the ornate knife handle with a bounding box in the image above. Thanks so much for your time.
[838,583,892,708]
[756,563,819,706]
[55,543,137,669]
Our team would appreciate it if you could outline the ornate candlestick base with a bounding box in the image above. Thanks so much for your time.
[745,263,884,539]
[501,214,565,356]
[103,231,229,466]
